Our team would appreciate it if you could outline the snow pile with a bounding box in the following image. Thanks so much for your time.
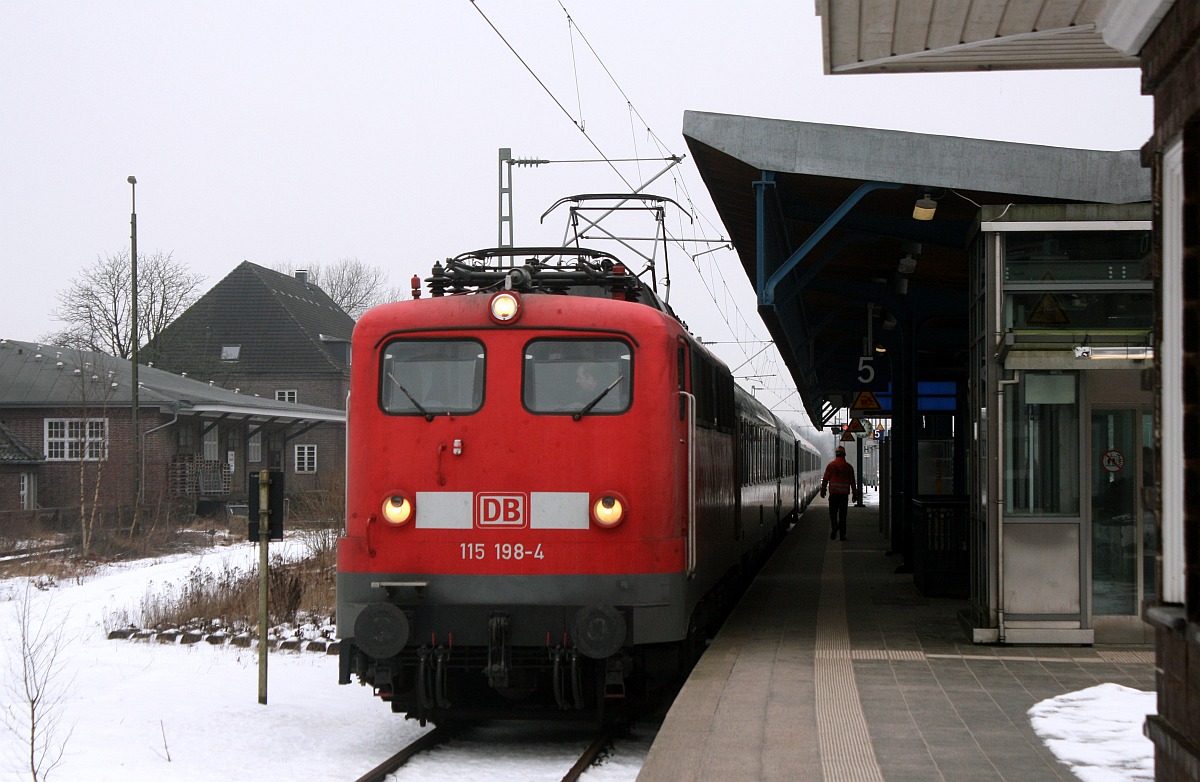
[1029,683,1157,782]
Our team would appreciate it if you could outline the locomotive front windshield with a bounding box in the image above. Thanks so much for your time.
[380,339,485,415]
[523,339,631,415]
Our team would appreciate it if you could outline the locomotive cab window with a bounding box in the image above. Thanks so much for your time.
[380,339,485,415]
[523,339,631,415]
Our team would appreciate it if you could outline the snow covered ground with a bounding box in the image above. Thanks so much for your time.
[0,538,1157,781]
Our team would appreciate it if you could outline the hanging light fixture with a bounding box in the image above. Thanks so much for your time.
[913,192,937,220]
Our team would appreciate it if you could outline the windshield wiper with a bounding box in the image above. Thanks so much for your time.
[573,375,623,421]
[387,372,432,419]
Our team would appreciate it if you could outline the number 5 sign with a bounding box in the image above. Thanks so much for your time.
[858,356,874,384]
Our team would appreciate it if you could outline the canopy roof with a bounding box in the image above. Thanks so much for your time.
[683,111,1150,424]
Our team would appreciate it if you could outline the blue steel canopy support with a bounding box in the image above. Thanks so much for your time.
[757,179,903,307]
[754,171,777,301]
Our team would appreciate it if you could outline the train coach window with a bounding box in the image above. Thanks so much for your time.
[523,339,631,416]
[380,339,485,416]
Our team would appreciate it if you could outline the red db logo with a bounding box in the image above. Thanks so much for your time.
[476,494,527,528]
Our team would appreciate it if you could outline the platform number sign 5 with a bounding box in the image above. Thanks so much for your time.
[858,356,875,385]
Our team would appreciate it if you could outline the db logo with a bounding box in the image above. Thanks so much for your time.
[476,493,527,528]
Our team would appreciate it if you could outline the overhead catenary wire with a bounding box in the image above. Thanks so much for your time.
[471,0,801,416]
[469,0,634,191]
[565,9,585,131]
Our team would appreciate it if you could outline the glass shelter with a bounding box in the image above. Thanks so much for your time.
[968,204,1154,644]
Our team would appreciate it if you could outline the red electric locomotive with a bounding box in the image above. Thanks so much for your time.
[337,246,813,724]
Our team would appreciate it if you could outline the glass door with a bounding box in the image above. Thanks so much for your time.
[1090,409,1139,615]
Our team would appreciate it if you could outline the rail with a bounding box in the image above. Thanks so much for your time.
[351,727,452,782]
[351,726,614,782]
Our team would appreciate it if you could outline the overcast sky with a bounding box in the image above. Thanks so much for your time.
[1,1,1152,421]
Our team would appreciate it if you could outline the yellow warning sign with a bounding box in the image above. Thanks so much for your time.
[1027,291,1068,325]
[846,418,866,433]
[850,391,883,413]
[1027,271,1068,325]
[840,431,855,442]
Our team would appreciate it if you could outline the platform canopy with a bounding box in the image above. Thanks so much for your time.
[682,111,1149,426]
[813,0,1164,74]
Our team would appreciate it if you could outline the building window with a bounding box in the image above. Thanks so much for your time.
[294,444,317,473]
[221,345,241,361]
[1003,373,1079,516]
[203,427,219,462]
[276,390,298,404]
[248,431,262,463]
[19,472,36,510]
[44,418,108,461]
[1002,230,1153,332]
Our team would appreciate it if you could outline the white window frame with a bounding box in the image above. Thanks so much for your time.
[294,444,317,473]
[276,390,298,404]
[44,418,108,461]
[248,430,262,464]
[19,472,36,510]
[1161,136,1185,604]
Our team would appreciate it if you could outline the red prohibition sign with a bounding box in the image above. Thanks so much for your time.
[1101,449,1125,473]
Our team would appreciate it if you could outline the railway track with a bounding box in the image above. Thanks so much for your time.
[352,725,616,782]
[351,727,453,782]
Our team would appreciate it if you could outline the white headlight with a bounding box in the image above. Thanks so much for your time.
[592,495,625,527]
[490,292,521,323]
[382,495,413,525]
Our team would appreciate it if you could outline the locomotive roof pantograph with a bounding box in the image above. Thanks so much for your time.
[425,247,665,311]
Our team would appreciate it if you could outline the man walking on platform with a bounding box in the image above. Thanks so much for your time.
[820,446,857,541]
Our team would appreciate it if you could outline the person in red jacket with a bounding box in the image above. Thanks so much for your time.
[820,446,858,541]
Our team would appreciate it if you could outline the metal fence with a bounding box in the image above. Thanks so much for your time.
[912,496,970,598]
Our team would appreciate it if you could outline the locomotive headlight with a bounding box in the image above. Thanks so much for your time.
[489,292,522,323]
[382,494,414,526]
[592,494,625,528]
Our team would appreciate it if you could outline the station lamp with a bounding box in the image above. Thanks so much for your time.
[913,193,937,220]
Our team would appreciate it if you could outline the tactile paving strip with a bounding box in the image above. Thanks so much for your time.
[814,544,885,782]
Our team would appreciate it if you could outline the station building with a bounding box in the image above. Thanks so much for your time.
[684,1,1198,777]
[684,114,1152,647]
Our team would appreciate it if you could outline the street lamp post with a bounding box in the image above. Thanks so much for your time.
[128,176,140,532]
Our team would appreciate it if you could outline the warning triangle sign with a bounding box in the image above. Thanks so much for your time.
[840,431,855,442]
[850,391,883,413]
[1026,270,1068,325]
[1027,291,1069,325]
[846,418,866,433]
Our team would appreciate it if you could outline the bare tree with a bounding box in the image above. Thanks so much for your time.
[45,251,204,357]
[273,258,396,319]
[72,354,119,554]
[3,582,74,781]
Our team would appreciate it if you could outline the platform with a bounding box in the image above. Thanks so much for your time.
[637,493,1155,781]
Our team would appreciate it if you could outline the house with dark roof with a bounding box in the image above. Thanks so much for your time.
[142,262,355,494]
[0,338,343,523]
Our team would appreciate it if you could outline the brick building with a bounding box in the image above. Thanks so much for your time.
[142,261,355,495]
[0,338,343,524]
